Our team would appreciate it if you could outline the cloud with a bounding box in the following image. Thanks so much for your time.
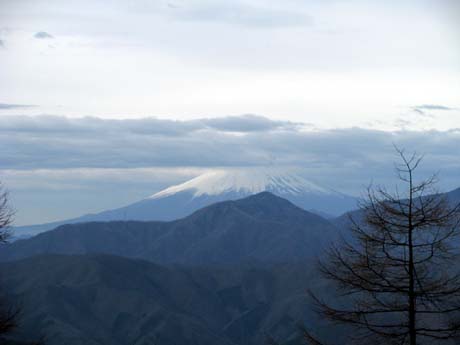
[33,31,54,39]
[0,114,297,135]
[0,115,306,174]
[3,114,460,224]
[412,104,456,116]
[0,103,35,109]
[199,114,301,132]
[415,104,454,111]
[0,39,4,48]
[167,1,312,28]
[1,115,459,189]
[412,108,426,116]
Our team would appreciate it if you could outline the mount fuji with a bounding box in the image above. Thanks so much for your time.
[14,168,358,237]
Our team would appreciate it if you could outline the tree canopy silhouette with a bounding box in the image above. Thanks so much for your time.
[306,149,460,345]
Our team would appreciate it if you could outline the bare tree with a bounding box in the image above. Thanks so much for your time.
[0,184,14,243]
[0,183,44,344]
[0,182,18,339]
[306,149,460,345]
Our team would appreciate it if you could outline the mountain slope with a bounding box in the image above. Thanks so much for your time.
[447,187,460,204]
[332,186,460,231]
[0,254,335,345]
[1,193,338,265]
[14,168,357,237]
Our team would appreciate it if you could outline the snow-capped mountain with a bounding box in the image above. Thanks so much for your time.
[14,168,358,237]
[150,168,334,200]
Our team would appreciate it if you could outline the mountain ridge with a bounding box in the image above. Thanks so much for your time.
[0,253,332,345]
[2,192,338,265]
[13,168,358,238]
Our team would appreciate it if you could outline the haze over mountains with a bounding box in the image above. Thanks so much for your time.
[1,192,342,345]
[8,186,459,266]
[1,192,338,265]
[14,168,358,238]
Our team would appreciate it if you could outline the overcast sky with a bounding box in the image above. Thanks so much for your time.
[0,0,459,224]
[0,0,459,128]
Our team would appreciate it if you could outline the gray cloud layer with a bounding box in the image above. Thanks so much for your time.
[1,115,459,188]
[0,114,296,136]
[0,115,301,169]
[415,104,454,111]
[0,103,35,109]
[33,31,54,39]
[412,104,456,116]
[2,114,459,224]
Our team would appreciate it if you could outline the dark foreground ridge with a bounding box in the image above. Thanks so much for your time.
[1,253,330,345]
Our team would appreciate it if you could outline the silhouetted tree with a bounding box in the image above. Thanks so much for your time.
[0,183,13,243]
[306,149,460,344]
[0,183,18,338]
[0,183,44,345]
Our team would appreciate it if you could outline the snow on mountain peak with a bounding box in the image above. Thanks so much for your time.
[149,168,334,200]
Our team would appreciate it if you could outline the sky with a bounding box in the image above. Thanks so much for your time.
[0,0,459,225]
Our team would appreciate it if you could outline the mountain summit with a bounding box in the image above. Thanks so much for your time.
[150,168,332,199]
[2,192,337,264]
[145,167,356,218]
[14,168,357,237]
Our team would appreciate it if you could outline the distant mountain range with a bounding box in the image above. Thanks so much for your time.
[7,188,460,264]
[1,192,339,265]
[13,168,358,238]
[332,186,460,230]
[447,187,460,203]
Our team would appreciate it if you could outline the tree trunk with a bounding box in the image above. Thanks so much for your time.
[408,172,416,345]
